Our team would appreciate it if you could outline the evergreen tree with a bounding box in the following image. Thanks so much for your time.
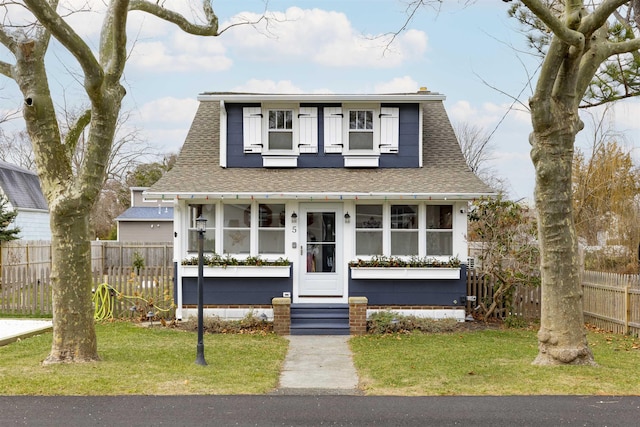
[0,196,20,241]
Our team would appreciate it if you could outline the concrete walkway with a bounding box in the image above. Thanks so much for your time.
[0,319,53,346]
[273,335,361,395]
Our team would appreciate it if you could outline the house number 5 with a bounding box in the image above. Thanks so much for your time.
[292,226,297,233]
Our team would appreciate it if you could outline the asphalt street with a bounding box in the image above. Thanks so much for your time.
[1,395,638,426]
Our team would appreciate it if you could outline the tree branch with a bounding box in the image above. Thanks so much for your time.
[607,37,640,56]
[0,25,17,53]
[22,0,103,94]
[520,0,585,47]
[100,0,129,85]
[579,0,631,35]
[64,109,91,158]
[0,60,12,78]
[128,0,219,36]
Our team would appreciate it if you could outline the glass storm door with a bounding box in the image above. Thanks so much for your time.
[298,204,343,297]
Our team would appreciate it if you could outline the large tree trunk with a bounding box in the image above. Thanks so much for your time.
[530,99,595,366]
[43,206,98,364]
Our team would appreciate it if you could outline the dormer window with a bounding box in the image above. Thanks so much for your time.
[268,109,293,150]
[348,110,374,150]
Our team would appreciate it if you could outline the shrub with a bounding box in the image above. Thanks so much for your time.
[179,312,272,335]
[367,311,460,334]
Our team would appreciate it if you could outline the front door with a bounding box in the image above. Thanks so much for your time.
[298,204,343,297]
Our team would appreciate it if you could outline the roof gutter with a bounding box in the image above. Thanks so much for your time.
[144,191,495,201]
[197,92,446,103]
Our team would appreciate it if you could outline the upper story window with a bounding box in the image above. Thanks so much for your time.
[268,110,293,150]
[324,105,399,162]
[348,110,374,150]
[243,105,318,159]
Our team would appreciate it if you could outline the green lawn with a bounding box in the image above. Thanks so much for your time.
[0,322,288,395]
[350,328,640,395]
[2,322,640,396]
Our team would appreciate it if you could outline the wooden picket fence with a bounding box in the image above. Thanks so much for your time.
[581,270,640,335]
[0,265,174,319]
[466,272,542,320]
[3,263,640,335]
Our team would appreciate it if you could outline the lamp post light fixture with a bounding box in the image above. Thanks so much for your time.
[195,215,207,366]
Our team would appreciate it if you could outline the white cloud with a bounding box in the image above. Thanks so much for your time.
[232,79,305,94]
[373,76,419,94]
[223,7,427,68]
[128,33,231,72]
[138,97,199,124]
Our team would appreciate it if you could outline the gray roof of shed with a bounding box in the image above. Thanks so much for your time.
[147,94,495,198]
[115,207,174,221]
[0,161,48,210]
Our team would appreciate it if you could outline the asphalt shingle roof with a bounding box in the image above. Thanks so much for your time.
[0,161,48,210]
[115,207,174,221]
[148,95,495,198]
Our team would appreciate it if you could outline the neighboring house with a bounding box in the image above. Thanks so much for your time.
[0,160,50,240]
[115,187,173,242]
[146,89,495,331]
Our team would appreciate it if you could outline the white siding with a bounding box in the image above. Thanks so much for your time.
[14,210,51,241]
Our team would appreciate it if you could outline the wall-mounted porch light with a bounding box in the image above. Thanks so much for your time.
[291,212,298,224]
[344,212,351,223]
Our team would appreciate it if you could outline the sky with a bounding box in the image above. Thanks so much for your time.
[1,0,639,202]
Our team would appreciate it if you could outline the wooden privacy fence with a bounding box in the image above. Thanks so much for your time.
[0,265,174,319]
[1,240,173,274]
[582,270,640,336]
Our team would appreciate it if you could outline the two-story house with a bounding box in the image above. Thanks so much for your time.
[145,89,495,334]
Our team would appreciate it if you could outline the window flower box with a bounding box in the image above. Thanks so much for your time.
[348,255,461,280]
[350,266,460,280]
[181,265,291,278]
[181,254,291,278]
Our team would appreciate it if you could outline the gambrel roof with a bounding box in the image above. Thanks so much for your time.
[147,92,495,199]
[0,160,48,210]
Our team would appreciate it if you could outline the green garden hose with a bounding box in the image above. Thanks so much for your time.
[92,282,172,321]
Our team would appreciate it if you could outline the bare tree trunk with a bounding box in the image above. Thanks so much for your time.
[530,101,595,366]
[44,207,98,364]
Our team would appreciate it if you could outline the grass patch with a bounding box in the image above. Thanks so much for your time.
[0,321,288,395]
[351,328,640,395]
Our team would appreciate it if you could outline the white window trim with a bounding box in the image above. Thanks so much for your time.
[343,103,381,156]
[352,201,458,261]
[262,103,298,155]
